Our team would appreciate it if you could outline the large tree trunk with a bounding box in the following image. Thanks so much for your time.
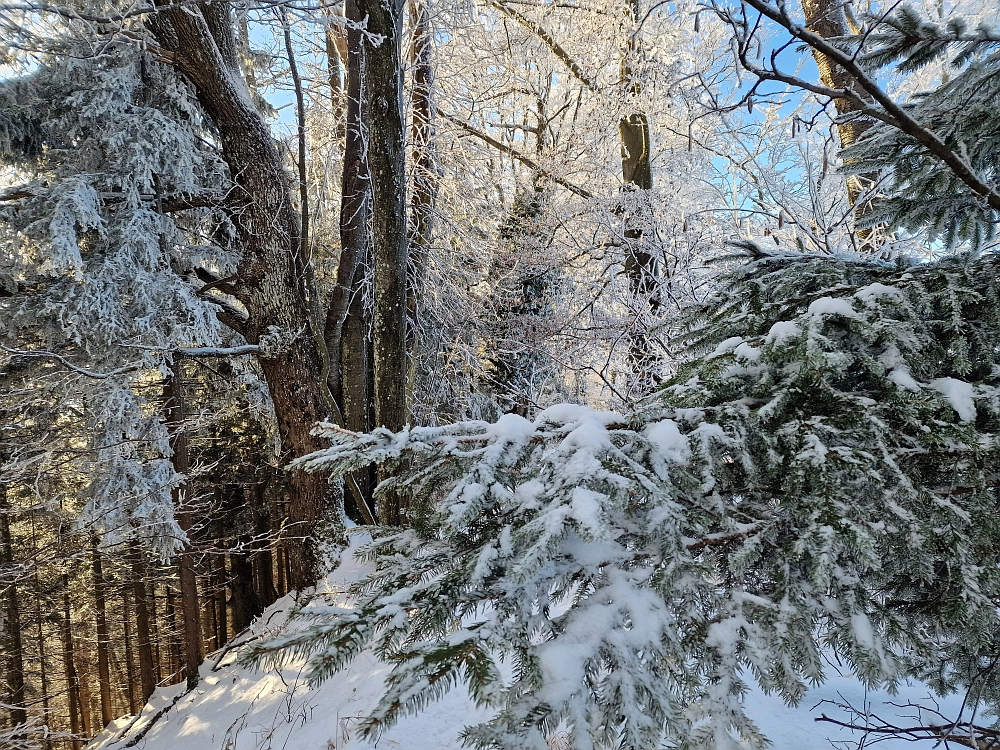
[150,2,340,588]
[0,485,26,729]
[358,0,409,435]
[327,0,377,523]
[357,0,409,525]
[619,0,660,392]
[801,0,877,212]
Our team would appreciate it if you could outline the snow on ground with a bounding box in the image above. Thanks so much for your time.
[88,536,969,750]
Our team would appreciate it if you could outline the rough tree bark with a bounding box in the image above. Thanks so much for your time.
[620,0,660,390]
[801,0,877,211]
[0,483,26,728]
[149,2,340,588]
[162,363,202,690]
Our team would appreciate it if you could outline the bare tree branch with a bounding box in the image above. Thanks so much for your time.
[486,0,596,88]
[717,0,1000,212]
[437,108,594,199]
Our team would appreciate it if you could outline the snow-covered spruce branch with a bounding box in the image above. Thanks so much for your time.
[257,245,1000,749]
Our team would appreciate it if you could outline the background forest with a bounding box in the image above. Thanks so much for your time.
[1,0,1000,746]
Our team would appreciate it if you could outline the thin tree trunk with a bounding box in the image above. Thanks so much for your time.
[91,542,114,727]
[250,484,278,608]
[33,576,51,747]
[76,647,92,737]
[0,484,26,728]
[619,0,660,392]
[164,585,181,680]
[61,575,86,747]
[129,549,157,701]
[213,517,228,647]
[203,561,219,653]
[406,0,439,409]
[122,589,139,715]
[274,544,286,597]
[324,3,349,135]
[29,516,52,748]
[148,578,162,684]
[163,362,203,690]
[326,0,370,406]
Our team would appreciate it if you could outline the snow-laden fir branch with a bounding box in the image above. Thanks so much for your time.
[256,244,1000,750]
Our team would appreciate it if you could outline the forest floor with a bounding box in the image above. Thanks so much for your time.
[87,534,968,750]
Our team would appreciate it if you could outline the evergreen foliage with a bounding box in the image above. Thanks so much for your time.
[844,7,1000,246]
[0,41,253,553]
[262,242,1000,749]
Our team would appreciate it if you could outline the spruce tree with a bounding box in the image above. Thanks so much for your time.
[258,242,1000,749]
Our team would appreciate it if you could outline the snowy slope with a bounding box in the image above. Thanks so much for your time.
[88,537,968,750]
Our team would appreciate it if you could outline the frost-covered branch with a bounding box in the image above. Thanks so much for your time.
[814,699,1000,749]
[436,108,594,199]
[0,344,143,380]
[0,343,262,380]
[485,0,596,89]
[715,0,1000,212]
[263,245,1000,750]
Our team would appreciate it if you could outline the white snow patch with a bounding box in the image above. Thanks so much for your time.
[709,336,745,359]
[733,342,762,361]
[764,321,801,345]
[807,297,859,319]
[929,377,977,422]
[888,367,921,392]
[855,283,905,303]
[644,419,691,465]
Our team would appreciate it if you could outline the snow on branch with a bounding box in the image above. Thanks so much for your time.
[0,343,261,380]
[265,247,1000,750]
